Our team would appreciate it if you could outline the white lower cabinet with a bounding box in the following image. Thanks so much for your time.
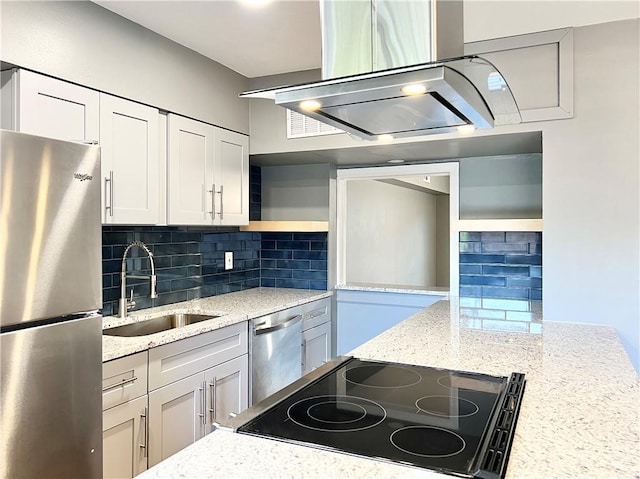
[206,355,249,424]
[103,395,148,479]
[102,323,250,474]
[148,373,205,466]
[302,321,332,375]
[302,297,333,375]
[102,351,149,479]
[148,355,248,467]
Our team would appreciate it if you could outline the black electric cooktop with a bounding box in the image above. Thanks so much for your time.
[237,358,525,479]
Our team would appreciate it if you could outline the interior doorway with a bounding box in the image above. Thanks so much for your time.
[336,163,460,293]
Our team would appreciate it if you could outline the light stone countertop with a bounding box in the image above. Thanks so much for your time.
[336,282,450,297]
[102,288,332,362]
[136,297,640,479]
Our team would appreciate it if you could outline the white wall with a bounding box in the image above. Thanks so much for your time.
[345,180,438,287]
[436,195,450,287]
[252,19,640,371]
[541,19,639,371]
[464,0,639,42]
[459,154,542,219]
[261,164,330,221]
[0,1,249,134]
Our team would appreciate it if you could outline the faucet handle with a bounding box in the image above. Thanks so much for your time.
[127,289,136,311]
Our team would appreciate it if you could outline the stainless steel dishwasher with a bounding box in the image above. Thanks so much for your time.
[250,306,304,404]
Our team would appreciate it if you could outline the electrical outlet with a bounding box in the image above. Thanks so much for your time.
[224,251,233,270]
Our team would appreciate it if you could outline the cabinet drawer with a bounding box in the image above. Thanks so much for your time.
[103,351,148,411]
[302,297,332,331]
[148,322,248,391]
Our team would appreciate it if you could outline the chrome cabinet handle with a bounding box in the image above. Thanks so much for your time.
[140,406,148,458]
[102,376,137,392]
[207,183,216,218]
[302,340,306,369]
[254,314,303,335]
[209,379,217,423]
[199,382,206,425]
[217,185,224,220]
[105,171,114,217]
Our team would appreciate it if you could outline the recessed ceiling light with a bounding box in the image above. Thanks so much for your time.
[239,0,272,7]
[401,83,427,96]
[299,100,322,111]
[377,134,394,143]
[387,159,405,164]
[457,124,476,134]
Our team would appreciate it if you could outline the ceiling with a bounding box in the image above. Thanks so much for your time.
[93,0,322,78]
[92,1,544,168]
[251,131,542,167]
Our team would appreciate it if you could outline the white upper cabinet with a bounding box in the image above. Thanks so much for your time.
[167,114,216,225]
[2,69,247,227]
[215,127,249,226]
[167,114,248,226]
[100,94,160,224]
[2,69,99,142]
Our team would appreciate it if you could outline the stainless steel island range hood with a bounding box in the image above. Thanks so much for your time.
[241,0,521,141]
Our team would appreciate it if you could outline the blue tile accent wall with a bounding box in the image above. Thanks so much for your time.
[249,165,261,221]
[102,227,261,317]
[261,232,328,291]
[459,232,542,300]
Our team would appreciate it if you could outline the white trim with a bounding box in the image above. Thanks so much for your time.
[465,27,574,122]
[336,163,460,295]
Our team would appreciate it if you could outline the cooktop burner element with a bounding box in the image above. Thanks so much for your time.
[390,426,467,458]
[416,395,480,418]
[287,395,386,432]
[342,363,422,388]
[237,357,526,479]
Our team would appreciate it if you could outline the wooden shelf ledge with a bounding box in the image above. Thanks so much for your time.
[457,219,543,232]
[239,221,329,232]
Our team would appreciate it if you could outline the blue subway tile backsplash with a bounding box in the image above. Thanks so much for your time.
[459,231,542,301]
[102,226,329,317]
[102,227,263,317]
[261,232,328,291]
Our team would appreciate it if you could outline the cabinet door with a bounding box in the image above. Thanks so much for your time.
[167,114,215,225]
[214,128,249,226]
[148,373,205,467]
[103,395,148,479]
[302,322,332,375]
[102,351,148,411]
[100,94,160,224]
[16,70,99,142]
[205,355,249,427]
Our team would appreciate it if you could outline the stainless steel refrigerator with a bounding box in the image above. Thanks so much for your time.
[0,130,103,478]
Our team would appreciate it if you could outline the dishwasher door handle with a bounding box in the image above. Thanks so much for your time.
[254,314,303,335]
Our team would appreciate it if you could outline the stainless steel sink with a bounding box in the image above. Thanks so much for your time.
[103,313,219,337]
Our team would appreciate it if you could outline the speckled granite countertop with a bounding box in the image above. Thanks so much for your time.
[336,282,449,296]
[136,297,640,479]
[102,288,332,362]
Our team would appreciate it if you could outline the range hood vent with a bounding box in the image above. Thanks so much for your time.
[241,0,520,141]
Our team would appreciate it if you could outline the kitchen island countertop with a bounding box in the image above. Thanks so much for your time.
[136,297,640,479]
[102,288,332,362]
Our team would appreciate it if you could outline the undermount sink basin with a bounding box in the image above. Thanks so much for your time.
[103,313,220,337]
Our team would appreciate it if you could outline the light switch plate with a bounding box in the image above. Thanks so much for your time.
[224,251,233,270]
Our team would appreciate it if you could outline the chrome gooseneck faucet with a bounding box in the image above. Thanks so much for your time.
[119,241,158,319]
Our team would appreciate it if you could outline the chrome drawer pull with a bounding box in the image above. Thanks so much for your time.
[102,376,137,392]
